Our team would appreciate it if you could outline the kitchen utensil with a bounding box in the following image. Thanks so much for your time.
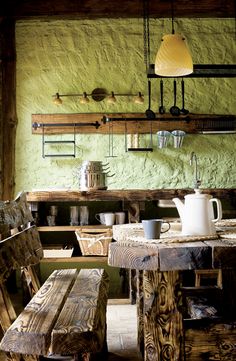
[170,80,180,116]
[145,80,156,119]
[172,130,186,148]
[79,160,114,191]
[180,79,189,115]
[172,189,222,236]
[157,130,171,148]
[159,79,165,114]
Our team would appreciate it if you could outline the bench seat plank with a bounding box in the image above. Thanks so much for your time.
[51,268,109,354]
[0,269,77,355]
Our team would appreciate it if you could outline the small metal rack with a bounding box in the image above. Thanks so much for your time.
[32,121,100,158]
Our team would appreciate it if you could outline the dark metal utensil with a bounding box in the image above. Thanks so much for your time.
[180,78,189,115]
[159,79,165,114]
[145,80,156,119]
[170,80,180,116]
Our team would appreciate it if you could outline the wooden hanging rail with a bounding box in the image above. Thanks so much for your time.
[32,113,236,134]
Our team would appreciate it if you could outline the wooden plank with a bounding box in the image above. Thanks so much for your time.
[184,321,236,360]
[0,285,17,333]
[0,192,34,231]
[108,242,159,270]
[51,268,109,354]
[1,0,235,19]
[26,188,236,202]
[158,241,212,271]
[37,225,111,232]
[0,269,78,356]
[204,239,236,268]
[0,226,43,283]
[137,270,144,357]
[1,18,17,201]
[31,113,236,135]
[40,256,108,263]
[143,270,183,361]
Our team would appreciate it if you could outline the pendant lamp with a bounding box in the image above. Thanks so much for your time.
[155,1,193,77]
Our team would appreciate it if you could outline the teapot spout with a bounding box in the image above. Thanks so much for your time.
[172,197,185,221]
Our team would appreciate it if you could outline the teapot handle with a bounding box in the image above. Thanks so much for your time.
[210,198,222,223]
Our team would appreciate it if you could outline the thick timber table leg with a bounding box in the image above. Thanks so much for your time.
[143,270,183,361]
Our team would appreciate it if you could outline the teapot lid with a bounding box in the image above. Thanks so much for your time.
[185,189,212,199]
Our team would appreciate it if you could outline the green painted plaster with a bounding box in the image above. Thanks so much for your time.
[15,18,236,193]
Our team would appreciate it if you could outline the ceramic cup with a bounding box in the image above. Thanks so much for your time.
[104,212,115,226]
[115,212,126,224]
[142,219,170,239]
[95,212,106,225]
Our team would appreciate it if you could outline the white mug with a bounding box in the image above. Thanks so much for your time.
[95,212,106,225]
[104,213,115,226]
[115,212,126,224]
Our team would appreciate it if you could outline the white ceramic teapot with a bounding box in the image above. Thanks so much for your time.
[172,189,222,236]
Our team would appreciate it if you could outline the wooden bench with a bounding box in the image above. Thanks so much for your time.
[0,268,109,361]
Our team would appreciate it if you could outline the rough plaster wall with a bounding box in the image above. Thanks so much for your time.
[15,18,236,193]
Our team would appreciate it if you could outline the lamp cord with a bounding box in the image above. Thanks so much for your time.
[143,0,150,74]
[171,0,175,34]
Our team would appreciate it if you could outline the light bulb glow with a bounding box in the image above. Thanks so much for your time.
[155,34,193,77]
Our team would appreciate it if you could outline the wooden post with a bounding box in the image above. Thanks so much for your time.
[143,270,184,361]
[1,18,17,200]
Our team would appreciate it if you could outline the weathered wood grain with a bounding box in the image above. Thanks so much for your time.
[31,113,236,134]
[26,188,236,202]
[51,268,109,354]
[2,0,235,19]
[0,269,78,355]
[205,239,236,268]
[158,242,212,271]
[0,191,34,239]
[0,226,43,283]
[143,270,183,361]
[108,242,159,270]
[137,270,144,356]
[184,320,236,360]
[1,18,17,201]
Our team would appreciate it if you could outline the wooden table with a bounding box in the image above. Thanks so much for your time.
[108,223,236,361]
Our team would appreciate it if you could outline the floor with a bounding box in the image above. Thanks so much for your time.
[106,300,143,360]
[0,297,143,361]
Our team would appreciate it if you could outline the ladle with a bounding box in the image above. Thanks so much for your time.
[159,79,165,114]
[145,80,156,119]
[170,80,180,116]
[180,78,189,115]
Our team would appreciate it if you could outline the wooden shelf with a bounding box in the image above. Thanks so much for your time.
[31,113,236,135]
[40,256,108,263]
[27,188,236,202]
[37,225,111,232]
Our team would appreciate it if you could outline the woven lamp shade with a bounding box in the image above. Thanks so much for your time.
[155,34,193,77]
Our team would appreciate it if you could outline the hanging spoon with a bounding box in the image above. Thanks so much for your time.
[145,80,156,119]
[159,79,165,114]
[170,79,180,116]
[180,78,189,115]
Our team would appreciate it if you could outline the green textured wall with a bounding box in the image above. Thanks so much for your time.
[15,18,236,193]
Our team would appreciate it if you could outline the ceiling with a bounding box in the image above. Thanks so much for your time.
[0,0,235,20]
